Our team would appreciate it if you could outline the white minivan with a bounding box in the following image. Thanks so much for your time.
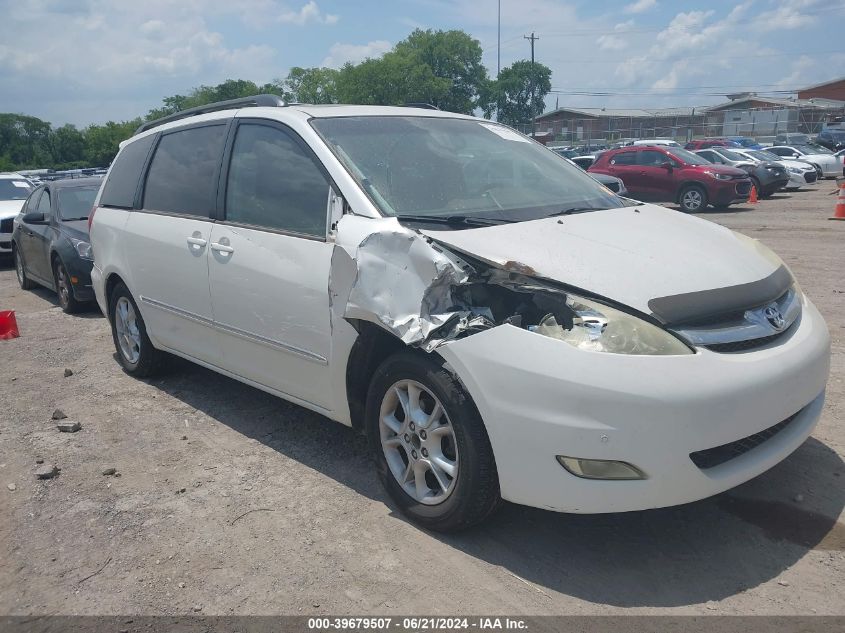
[89,96,830,531]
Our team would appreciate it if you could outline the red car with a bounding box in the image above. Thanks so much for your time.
[589,145,752,212]
[684,139,741,150]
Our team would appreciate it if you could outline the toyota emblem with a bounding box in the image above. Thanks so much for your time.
[764,306,786,330]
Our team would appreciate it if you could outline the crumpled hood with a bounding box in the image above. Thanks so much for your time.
[422,203,783,320]
[0,199,25,221]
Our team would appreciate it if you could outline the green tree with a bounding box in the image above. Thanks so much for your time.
[51,124,86,165]
[83,120,141,167]
[0,113,54,167]
[483,60,552,127]
[278,67,339,104]
[335,54,450,106]
[393,29,488,113]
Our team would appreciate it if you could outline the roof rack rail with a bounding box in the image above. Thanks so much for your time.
[135,94,286,135]
[403,102,440,110]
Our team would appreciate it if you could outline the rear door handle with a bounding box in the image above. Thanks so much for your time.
[187,236,207,247]
[211,242,234,254]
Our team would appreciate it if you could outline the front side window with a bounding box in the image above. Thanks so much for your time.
[639,150,668,166]
[225,124,329,237]
[58,187,99,221]
[312,116,623,223]
[0,179,34,201]
[143,125,227,217]
[36,189,51,216]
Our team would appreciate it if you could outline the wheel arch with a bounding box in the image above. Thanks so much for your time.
[675,180,706,203]
[104,272,129,319]
[344,320,408,432]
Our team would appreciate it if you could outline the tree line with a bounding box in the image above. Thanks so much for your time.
[0,29,551,172]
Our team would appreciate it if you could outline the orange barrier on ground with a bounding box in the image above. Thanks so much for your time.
[831,183,845,221]
[0,310,19,340]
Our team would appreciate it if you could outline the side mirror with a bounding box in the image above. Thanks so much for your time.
[23,212,46,224]
[660,161,673,171]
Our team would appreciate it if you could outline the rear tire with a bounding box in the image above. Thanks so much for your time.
[679,184,708,212]
[366,351,501,532]
[108,282,167,377]
[54,258,82,314]
[13,245,35,290]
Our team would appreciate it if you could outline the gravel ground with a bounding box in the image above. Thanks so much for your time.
[1,184,843,616]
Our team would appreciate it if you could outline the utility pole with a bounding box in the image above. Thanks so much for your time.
[524,31,539,136]
[497,0,501,79]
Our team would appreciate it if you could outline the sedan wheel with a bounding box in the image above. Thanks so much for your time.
[379,379,459,505]
[15,247,35,290]
[54,260,81,313]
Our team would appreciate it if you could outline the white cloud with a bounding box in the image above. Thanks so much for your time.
[597,20,634,51]
[321,40,393,68]
[755,0,820,32]
[278,1,339,25]
[624,0,657,14]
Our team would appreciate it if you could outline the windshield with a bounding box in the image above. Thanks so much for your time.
[58,186,98,220]
[666,147,710,165]
[0,179,34,201]
[311,116,623,222]
[796,144,833,155]
[715,148,747,161]
[826,131,845,141]
[749,150,780,161]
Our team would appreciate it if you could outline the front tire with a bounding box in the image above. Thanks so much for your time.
[679,184,708,212]
[108,282,167,377]
[54,258,82,314]
[366,352,501,532]
[14,245,35,290]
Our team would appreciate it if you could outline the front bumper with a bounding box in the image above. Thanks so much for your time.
[438,297,830,514]
[784,171,818,189]
[710,180,751,205]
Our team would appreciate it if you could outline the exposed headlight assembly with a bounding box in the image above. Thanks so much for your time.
[529,293,693,355]
[70,237,93,261]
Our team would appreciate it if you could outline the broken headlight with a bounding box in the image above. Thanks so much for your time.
[529,294,693,355]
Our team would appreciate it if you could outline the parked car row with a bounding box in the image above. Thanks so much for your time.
[5,99,832,532]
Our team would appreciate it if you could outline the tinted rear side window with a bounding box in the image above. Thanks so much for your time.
[100,134,156,209]
[143,125,227,217]
[610,152,636,165]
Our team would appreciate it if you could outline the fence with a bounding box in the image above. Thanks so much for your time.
[514,103,845,146]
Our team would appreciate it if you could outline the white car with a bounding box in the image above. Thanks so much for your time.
[766,145,843,178]
[631,139,681,147]
[731,149,818,190]
[88,97,831,531]
[0,173,36,254]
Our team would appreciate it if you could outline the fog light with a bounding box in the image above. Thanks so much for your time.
[556,456,646,480]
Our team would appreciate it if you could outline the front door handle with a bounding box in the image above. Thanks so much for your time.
[211,241,234,254]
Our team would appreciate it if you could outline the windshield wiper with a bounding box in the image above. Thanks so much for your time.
[395,214,516,227]
[62,217,89,221]
[546,207,608,217]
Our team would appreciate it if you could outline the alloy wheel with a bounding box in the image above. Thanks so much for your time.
[15,250,25,285]
[682,189,703,211]
[55,263,71,307]
[379,379,459,505]
[114,297,142,364]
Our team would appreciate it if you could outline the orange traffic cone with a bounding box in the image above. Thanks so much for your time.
[0,310,19,340]
[748,185,758,205]
[831,183,845,221]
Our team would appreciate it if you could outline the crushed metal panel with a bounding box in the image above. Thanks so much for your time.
[341,230,474,346]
